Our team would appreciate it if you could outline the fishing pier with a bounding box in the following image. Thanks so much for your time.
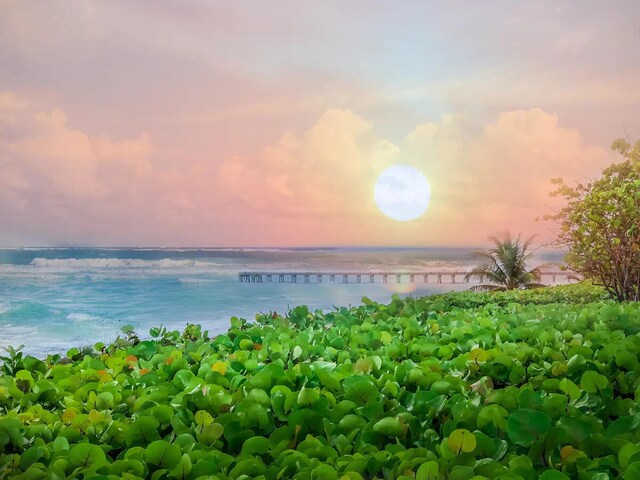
[238,271,576,284]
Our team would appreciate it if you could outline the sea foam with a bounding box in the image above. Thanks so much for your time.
[30,257,209,268]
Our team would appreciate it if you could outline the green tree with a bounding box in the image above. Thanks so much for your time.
[465,233,549,291]
[548,138,640,301]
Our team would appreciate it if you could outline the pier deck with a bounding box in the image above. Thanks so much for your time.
[238,271,576,284]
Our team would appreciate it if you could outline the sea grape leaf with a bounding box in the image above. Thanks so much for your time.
[538,471,570,480]
[125,416,161,447]
[196,422,224,445]
[625,462,640,480]
[168,453,192,480]
[580,370,609,393]
[447,429,477,455]
[228,458,267,478]
[560,445,586,463]
[372,417,406,437]
[18,445,43,471]
[620,443,640,470]
[312,463,338,479]
[211,361,227,375]
[415,460,439,480]
[68,442,107,469]
[477,404,509,434]
[241,436,270,455]
[507,409,551,447]
[344,377,378,405]
[144,440,182,469]
[194,410,213,427]
[559,378,581,401]
[297,386,320,406]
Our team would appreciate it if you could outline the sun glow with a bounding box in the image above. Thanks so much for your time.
[374,165,431,221]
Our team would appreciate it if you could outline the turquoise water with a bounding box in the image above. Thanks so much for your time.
[0,247,563,355]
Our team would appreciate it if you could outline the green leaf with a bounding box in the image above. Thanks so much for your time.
[125,416,161,447]
[620,443,640,470]
[559,378,581,401]
[507,409,551,447]
[196,422,224,445]
[372,417,405,437]
[625,462,640,480]
[416,461,439,480]
[144,440,182,469]
[68,442,107,469]
[168,453,192,480]
[344,377,378,405]
[580,370,609,393]
[538,471,570,480]
[477,404,509,433]
[447,429,477,455]
[297,386,320,406]
[242,436,270,455]
[194,410,213,426]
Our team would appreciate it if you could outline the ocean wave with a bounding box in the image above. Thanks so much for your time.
[67,312,102,323]
[177,277,221,284]
[0,247,299,252]
[30,257,214,269]
[5,257,483,274]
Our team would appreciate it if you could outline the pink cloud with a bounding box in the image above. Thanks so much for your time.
[218,107,614,246]
[0,92,615,246]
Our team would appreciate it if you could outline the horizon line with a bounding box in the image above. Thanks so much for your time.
[0,244,565,250]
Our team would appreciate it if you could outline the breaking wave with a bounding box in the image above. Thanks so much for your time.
[30,258,212,269]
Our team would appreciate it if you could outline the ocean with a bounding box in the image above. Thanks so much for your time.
[0,247,564,356]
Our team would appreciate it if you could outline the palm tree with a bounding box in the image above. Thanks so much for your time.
[465,233,550,291]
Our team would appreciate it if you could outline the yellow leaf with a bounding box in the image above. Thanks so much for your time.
[62,408,77,424]
[88,409,104,424]
[211,361,227,375]
[447,429,477,454]
[195,410,214,426]
[469,348,488,363]
[354,358,371,374]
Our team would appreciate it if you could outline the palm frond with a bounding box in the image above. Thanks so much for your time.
[467,232,544,291]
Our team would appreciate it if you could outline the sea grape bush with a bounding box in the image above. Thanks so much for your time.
[1,284,640,479]
[429,283,608,310]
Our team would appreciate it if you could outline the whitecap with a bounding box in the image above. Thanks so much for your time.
[67,312,101,323]
[177,277,220,284]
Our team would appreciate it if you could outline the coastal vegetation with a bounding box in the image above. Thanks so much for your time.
[2,283,640,479]
[548,138,640,301]
[465,234,549,292]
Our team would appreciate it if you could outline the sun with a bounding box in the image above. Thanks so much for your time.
[374,165,431,221]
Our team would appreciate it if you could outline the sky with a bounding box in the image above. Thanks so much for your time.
[1,1,639,247]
